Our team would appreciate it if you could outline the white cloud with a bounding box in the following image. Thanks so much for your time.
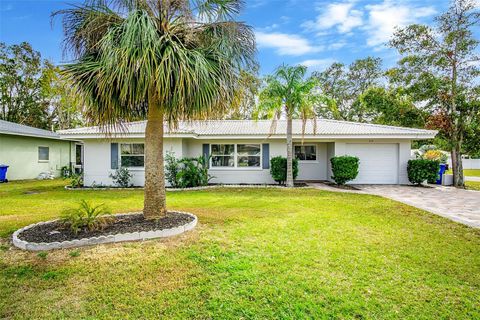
[364,1,436,47]
[299,58,335,70]
[302,1,363,34]
[255,31,323,56]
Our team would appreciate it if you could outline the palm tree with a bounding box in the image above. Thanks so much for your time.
[256,64,335,187]
[55,0,255,219]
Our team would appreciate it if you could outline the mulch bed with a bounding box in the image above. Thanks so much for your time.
[323,182,361,190]
[18,212,194,244]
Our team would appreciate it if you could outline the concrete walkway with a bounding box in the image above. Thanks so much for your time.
[308,183,480,228]
[466,176,480,182]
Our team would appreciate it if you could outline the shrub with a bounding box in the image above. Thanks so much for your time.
[165,154,212,188]
[109,167,132,187]
[270,156,299,185]
[61,200,112,234]
[165,152,179,187]
[330,156,359,185]
[70,173,83,188]
[61,166,71,178]
[407,159,440,185]
[415,145,448,163]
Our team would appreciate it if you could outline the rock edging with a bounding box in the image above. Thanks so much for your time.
[12,211,197,251]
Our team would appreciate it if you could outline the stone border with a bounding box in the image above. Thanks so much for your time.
[12,211,197,251]
[65,184,310,191]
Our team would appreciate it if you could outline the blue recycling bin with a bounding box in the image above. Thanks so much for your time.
[436,163,446,185]
[0,165,8,183]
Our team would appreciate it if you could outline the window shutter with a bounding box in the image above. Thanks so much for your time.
[202,144,210,168]
[262,143,270,169]
[111,143,119,169]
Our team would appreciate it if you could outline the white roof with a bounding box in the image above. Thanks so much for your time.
[58,119,437,139]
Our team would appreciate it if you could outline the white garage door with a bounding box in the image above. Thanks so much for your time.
[345,143,399,184]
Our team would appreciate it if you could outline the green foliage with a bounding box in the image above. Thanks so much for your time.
[312,57,383,121]
[354,87,427,128]
[165,154,212,188]
[61,166,71,178]
[270,156,299,185]
[0,42,83,130]
[415,145,448,164]
[69,250,80,258]
[37,252,48,260]
[330,156,360,185]
[407,159,440,185]
[61,200,112,234]
[69,173,83,188]
[55,0,256,128]
[109,167,132,188]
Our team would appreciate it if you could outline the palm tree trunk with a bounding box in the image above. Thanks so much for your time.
[286,116,294,187]
[143,99,167,219]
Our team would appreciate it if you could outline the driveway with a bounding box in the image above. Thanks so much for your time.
[358,185,480,228]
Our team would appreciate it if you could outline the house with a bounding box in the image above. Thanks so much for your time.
[58,119,437,186]
[0,120,82,180]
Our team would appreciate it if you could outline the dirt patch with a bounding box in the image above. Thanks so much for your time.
[18,212,194,243]
[323,182,361,190]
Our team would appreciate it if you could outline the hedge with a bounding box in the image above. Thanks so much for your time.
[330,156,359,185]
[407,159,440,185]
[270,156,299,185]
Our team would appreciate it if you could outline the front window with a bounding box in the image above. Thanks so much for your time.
[38,146,49,161]
[237,144,261,167]
[211,144,235,167]
[75,144,82,166]
[295,145,316,161]
[121,143,144,167]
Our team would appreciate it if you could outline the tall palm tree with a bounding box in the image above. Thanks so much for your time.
[256,65,335,187]
[55,0,256,219]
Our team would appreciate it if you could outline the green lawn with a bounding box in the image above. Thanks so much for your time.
[1,180,479,319]
[446,169,480,177]
[467,181,480,191]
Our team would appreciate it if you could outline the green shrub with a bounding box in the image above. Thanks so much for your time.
[61,200,112,234]
[109,167,132,187]
[70,173,83,188]
[165,153,212,188]
[270,156,299,185]
[330,156,359,185]
[407,159,440,185]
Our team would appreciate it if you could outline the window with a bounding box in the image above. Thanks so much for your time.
[211,144,235,167]
[237,144,261,167]
[75,144,83,166]
[295,145,316,161]
[38,146,49,161]
[120,143,144,167]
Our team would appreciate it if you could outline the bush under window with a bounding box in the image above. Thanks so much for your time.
[165,154,212,188]
[407,159,440,185]
[330,156,359,185]
[270,156,299,185]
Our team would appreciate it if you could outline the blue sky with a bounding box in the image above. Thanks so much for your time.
[0,0,458,74]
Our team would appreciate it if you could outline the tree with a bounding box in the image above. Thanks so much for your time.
[226,69,261,120]
[55,0,255,219]
[0,42,49,128]
[312,57,383,121]
[256,65,328,187]
[353,87,427,128]
[389,0,479,187]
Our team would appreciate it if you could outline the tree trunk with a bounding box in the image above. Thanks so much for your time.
[451,133,464,188]
[286,116,294,187]
[143,98,167,219]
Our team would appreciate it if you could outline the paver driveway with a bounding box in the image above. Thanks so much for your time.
[359,185,480,228]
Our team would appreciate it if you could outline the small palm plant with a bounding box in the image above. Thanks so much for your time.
[61,200,112,234]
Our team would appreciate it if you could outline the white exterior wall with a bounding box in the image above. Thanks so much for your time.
[184,139,285,184]
[326,142,335,182]
[334,139,411,184]
[294,142,328,181]
[83,138,182,187]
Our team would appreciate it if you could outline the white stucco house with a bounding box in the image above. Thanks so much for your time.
[58,119,437,186]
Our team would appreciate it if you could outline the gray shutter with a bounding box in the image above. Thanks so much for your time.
[262,143,270,169]
[111,143,119,169]
[202,144,210,168]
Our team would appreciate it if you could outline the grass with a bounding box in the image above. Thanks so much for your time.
[1,180,479,319]
[466,181,480,191]
[446,169,480,177]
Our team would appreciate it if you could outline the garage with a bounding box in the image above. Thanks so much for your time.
[345,143,399,184]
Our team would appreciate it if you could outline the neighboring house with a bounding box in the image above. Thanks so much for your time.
[59,119,436,186]
[0,120,82,180]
